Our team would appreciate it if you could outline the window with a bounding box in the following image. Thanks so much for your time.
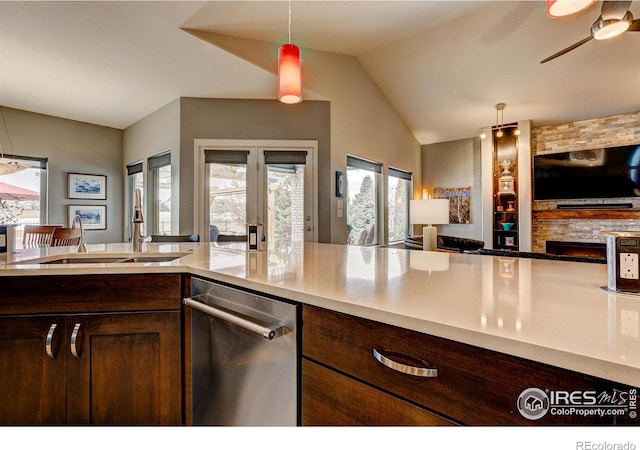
[125,162,143,242]
[346,155,382,246]
[0,156,47,248]
[387,167,412,243]
[148,152,172,235]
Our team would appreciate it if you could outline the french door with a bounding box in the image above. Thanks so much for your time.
[194,139,318,247]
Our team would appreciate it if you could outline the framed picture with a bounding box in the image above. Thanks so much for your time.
[335,171,345,198]
[68,205,106,230]
[68,173,107,200]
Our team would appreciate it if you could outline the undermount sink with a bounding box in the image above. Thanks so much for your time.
[8,253,188,265]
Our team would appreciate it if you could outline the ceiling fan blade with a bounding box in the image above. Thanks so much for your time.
[629,18,640,31]
[601,0,631,20]
[540,35,594,63]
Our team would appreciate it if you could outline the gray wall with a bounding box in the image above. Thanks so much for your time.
[422,137,483,241]
[178,97,331,242]
[2,107,123,244]
[122,99,180,237]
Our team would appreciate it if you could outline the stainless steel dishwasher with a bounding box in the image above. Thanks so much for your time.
[184,277,299,426]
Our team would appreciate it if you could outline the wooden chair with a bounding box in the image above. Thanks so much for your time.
[22,224,61,248]
[51,227,82,247]
[151,234,200,242]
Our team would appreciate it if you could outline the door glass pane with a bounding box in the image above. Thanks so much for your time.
[157,165,172,234]
[346,167,377,246]
[208,163,247,238]
[388,175,410,243]
[266,164,305,249]
[0,165,43,248]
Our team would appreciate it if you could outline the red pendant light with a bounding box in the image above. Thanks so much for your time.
[278,1,302,104]
[546,0,595,18]
[278,43,302,104]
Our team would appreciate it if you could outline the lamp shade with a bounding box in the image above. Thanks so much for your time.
[278,44,302,104]
[410,199,449,225]
[546,0,595,17]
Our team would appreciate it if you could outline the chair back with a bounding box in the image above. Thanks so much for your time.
[51,227,82,247]
[151,234,200,242]
[23,225,60,248]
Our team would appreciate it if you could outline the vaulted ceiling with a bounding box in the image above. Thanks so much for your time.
[0,1,638,144]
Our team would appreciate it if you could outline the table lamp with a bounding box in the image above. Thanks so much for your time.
[410,199,449,251]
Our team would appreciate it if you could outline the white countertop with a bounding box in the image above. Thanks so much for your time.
[1,241,638,387]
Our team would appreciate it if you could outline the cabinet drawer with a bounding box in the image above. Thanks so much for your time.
[0,274,183,314]
[303,305,625,425]
[302,359,454,426]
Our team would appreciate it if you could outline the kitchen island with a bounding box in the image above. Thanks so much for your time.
[1,241,638,425]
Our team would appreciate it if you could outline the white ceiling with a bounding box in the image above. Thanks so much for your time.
[0,1,638,145]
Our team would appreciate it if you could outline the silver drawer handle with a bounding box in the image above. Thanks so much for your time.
[183,297,288,340]
[70,323,82,359]
[373,348,438,378]
[45,323,57,359]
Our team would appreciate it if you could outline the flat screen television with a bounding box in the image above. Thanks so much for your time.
[533,144,640,201]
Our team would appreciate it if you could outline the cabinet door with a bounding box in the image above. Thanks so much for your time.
[66,311,182,425]
[0,316,67,424]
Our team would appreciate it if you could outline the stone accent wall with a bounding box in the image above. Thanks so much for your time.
[532,217,640,252]
[531,111,640,252]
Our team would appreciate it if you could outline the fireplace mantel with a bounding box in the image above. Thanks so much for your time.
[533,209,640,220]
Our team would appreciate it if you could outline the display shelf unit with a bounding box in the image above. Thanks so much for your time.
[492,125,520,250]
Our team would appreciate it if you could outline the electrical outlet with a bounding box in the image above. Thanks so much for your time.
[620,253,639,280]
[620,309,639,339]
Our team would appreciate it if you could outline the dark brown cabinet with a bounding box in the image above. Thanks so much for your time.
[302,305,638,426]
[0,274,183,425]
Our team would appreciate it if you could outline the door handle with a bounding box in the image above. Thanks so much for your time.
[70,323,82,359]
[45,323,58,359]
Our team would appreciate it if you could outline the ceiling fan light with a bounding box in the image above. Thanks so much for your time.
[278,43,302,104]
[546,0,595,18]
[0,158,30,176]
[591,12,633,40]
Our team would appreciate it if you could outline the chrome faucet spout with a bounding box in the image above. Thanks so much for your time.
[73,214,88,253]
[132,188,151,251]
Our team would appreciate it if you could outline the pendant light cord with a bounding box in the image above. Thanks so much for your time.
[288,0,292,44]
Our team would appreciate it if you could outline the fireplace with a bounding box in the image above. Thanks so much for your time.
[545,240,607,259]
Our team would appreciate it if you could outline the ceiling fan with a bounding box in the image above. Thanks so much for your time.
[540,0,640,63]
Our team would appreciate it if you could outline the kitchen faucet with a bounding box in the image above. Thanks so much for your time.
[132,188,151,252]
[73,214,88,253]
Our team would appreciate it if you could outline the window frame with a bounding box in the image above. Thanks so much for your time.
[346,154,383,247]
[387,167,413,244]
[147,151,172,235]
[125,161,143,242]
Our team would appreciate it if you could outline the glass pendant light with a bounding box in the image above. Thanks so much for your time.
[278,1,302,104]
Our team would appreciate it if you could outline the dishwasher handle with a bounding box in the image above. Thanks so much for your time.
[183,297,289,340]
